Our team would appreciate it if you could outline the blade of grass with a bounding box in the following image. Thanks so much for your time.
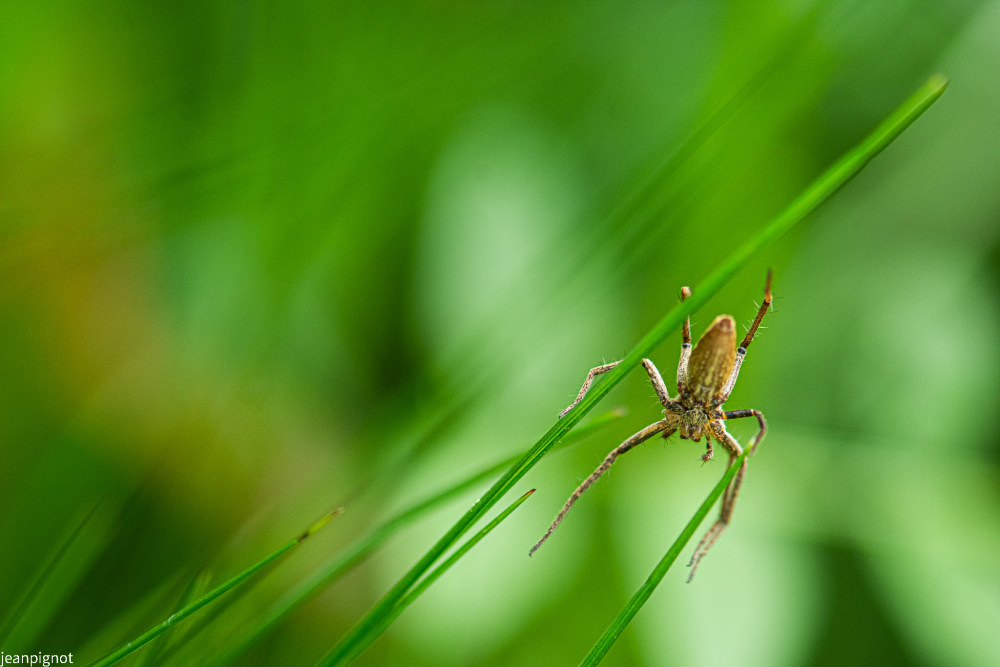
[0,501,103,646]
[88,508,342,667]
[138,570,212,667]
[579,451,747,666]
[0,500,116,650]
[395,489,535,617]
[327,489,536,666]
[318,75,947,666]
[210,411,622,666]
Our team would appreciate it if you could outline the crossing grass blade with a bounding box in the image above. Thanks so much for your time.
[88,508,342,667]
[138,570,212,667]
[320,489,536,666]
[578,451,746,666]
[210,410,623,666]
[0,501,109,648]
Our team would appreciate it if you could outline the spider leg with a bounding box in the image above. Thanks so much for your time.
[558,358,671,418]
[530,418,678,556]
[716,271,772,405]
[700,434,714,463]
[687,422,746,582]
[676,286,693,395]
[724,408,767,454]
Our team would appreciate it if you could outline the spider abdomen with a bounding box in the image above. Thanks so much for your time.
[686,315,736,405]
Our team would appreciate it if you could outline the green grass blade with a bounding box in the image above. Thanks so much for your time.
[578,452,746,667]
[88,508,342,667]
[211,411,622,667]
[321,489,536,666]
[0,501,107,648]
[395,489,535,615]
[319,423,580,666]
[318,75,947,666]
[138,570,212,667]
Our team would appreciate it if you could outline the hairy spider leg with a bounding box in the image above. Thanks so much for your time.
[529,418,679,557]
[717,271,772,405]
[676,286,693,396]
[687,423,745,581]
[701,434,714,462]
[724,408,767,454]
[558,358,670,419]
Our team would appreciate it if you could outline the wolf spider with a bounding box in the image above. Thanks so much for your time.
[530,273,772,581]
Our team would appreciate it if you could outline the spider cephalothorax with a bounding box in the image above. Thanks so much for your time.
[531,274,772,581]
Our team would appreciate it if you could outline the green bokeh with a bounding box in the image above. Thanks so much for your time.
[1,2,998,665]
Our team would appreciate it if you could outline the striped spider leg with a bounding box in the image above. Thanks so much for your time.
[531,273,772,582]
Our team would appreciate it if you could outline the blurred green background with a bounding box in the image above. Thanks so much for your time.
[2,1,999,665]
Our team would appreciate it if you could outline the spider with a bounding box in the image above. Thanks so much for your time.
[530,272,772,581]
